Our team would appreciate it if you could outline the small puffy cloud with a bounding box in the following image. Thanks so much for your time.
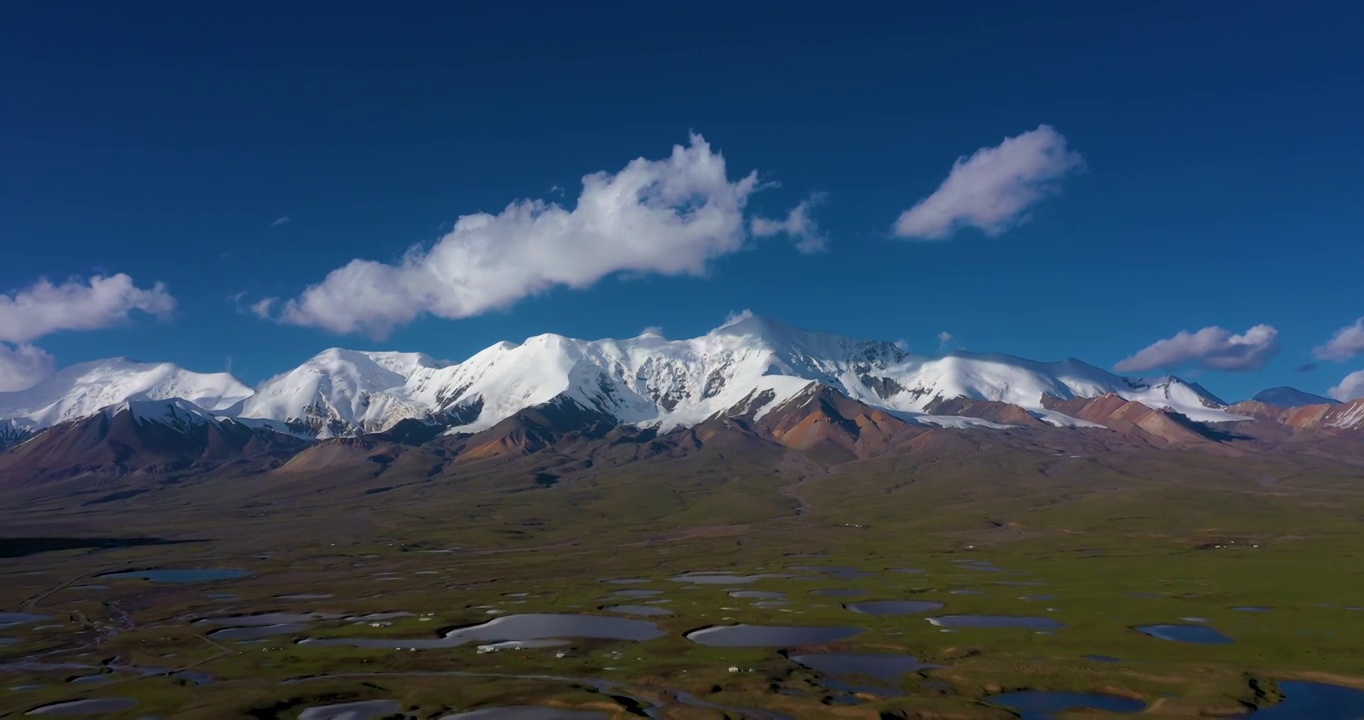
[271,215,291,227]
[0,274,176,344]
[638,326,665,338]
[894,125,1085,240]
[266,135,761,338]
[0,343,56,392]
[1328,369,1364,402]
[249,298,275,319]
[751,193,828,253]
[1115,325,1279,374]
[1315,317,1364,361]
[937,331,956,352]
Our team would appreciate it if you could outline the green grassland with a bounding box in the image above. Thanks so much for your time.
[1,438,1362,718]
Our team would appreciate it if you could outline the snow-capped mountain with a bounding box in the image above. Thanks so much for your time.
[393,314,1240,433]
[1250,386,1338,408]
[237,349,449,438]
[0,315,1246,446]
[0,359,253,446]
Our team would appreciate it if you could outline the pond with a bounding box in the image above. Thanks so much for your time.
[670,572,787,585]
[278,593,333,601]
[301,614,665,649]
[297,699,400,719]
[1133,624,1233,644]
[988,691,1146,719]
[926,615,1064,630]
[607,605,672,616]
[0,613,49,628]
[686,624,863,647]
[790,652,942,682]
[1251,681,1364,718]
[98,569,248,583]
[730,590,785,599]
[845,600,943,616]
[612,589,662,598]
[195,612,335,626]
[24,698,138,715]
[209,623,312,642]
[441,708,608,719]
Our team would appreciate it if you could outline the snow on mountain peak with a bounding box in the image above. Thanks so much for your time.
[0,317,1247,441]
[0,358,252,434]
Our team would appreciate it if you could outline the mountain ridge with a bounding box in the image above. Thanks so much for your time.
[3,316,1356,452]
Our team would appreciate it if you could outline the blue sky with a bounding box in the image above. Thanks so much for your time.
[2,1,1363,402]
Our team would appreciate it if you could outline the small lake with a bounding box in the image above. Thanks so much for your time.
[730,590,785,599]
[0,613,49,628]
[25,697,138,715]
[1251,681,1364,718]
[67,675,108,684]
[278,593,333,601]
[99,569,248,583]
[297,699,400,719]
[0,638,17,645]
[171,670,213,685]
[988,691,1146,719]
[927,615,1064,630]
[1233,606,1272,612]
[845,600,943,616]
[195,612,334,626]
[612,589,662,598]
[791,652,942,682]
[686,624,863,647]
[1134,624,1233,644]
[302,613,664,649]
[209,623,312,641]
[607,605,672,616]
[442,708,608,719]
[670,572,786,585]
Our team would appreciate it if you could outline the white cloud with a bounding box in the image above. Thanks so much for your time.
[751,193,828,253]
[719,309,755,328]
[0,274,176,344]
[1114,324,1279,373]
[1315,317,1364,361]
[893,125,1085,240]
[0,343,56,392]
[638,326,665,338]
[937,331,956,352]
[267,135,761,338]
[1328,370,1364,401]
[249,298,276,319]
[271,215,291,227]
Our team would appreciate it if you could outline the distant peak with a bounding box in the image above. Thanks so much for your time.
[1250,386,1337,407]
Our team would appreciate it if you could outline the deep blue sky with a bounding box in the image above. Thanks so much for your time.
[2,1,1362,401]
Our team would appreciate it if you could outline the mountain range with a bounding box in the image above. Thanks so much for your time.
[2,315,1361,485]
